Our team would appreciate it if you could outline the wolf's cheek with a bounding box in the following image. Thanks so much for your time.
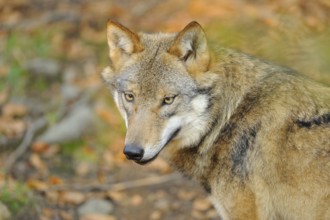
[174,94,210,147]
[142,116,182,161]
[179,113,210,148]
[113,90,128,127]
[178,94,210,148]
[160,116,182,144]
[191,94,209,114]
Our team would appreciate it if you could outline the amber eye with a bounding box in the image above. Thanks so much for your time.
[163,96,175,105]
[124,93,134,102]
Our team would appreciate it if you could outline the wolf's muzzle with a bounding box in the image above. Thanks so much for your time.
[123,144,144,161]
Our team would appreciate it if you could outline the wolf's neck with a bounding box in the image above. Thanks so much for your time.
[197,49,265,150]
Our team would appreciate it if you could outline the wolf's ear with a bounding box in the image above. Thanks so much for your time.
[107,20,143,70]
[168,21,210,74]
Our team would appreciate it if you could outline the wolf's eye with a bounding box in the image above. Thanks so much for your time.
[163,96,175,105]
[124,92,134,102]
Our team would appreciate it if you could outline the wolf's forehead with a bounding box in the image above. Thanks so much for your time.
[116,63,196,96]
[115,33,197,94]
[117,70,189,90]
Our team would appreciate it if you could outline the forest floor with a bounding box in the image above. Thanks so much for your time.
[0,0,329,219]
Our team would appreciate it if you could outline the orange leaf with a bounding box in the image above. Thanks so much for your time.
[47,176,63,185]
[31,141,50,154]
[27,179,48,191]
[43,144,60,158]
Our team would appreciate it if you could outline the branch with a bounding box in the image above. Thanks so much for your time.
[4,118,47,173]
[49,173,181,192]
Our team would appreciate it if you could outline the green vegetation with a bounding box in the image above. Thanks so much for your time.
[1,30,54,95]
[61,139,86,156]
[0,182,34,214]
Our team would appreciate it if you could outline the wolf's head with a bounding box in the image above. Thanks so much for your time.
[101,21,217,164]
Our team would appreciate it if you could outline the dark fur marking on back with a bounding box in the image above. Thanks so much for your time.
[215,89,262,180]
[199,153,219,194]
[296,113,330,128]
[230,125,258,180]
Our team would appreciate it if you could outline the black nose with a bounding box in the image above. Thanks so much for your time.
[123,144,144,161]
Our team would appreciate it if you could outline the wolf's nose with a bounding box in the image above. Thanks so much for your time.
[123,144,144,161]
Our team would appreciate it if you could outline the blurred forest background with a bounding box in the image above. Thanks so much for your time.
[0,0,329,219]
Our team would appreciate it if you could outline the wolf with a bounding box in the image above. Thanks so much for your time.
[101,20,330,220]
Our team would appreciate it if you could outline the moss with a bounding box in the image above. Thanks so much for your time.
[0,182,35,215]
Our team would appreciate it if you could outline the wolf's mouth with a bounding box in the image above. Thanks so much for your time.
[135,127,181,165]
[135,154,159,165]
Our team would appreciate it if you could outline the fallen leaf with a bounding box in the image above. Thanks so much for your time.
[178,190,196,200]
[27,179,48,191]
[41,208,53,218]
[0,118,26,138]
[75,162,91,177]
[31,141,50,153]
[154,199,170,211]
[191,210,205,219]
[45,191,59,203]
[192,197,212,211]
[29,153,48,172]
[206,209,218,218]
[60,211,73,220]
[149,211,162,220]
[97,168,106,184]
[60,191,85,205]
[2,103,27,118]
[47,175,63,185]
[43,144,60,158]
[9,120,26,136]
[80,214,116,220]
[107,191,125,203]
[130,194,143,206]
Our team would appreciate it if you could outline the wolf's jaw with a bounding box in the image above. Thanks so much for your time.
[139,127,181,164]
[135,153,159,165]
